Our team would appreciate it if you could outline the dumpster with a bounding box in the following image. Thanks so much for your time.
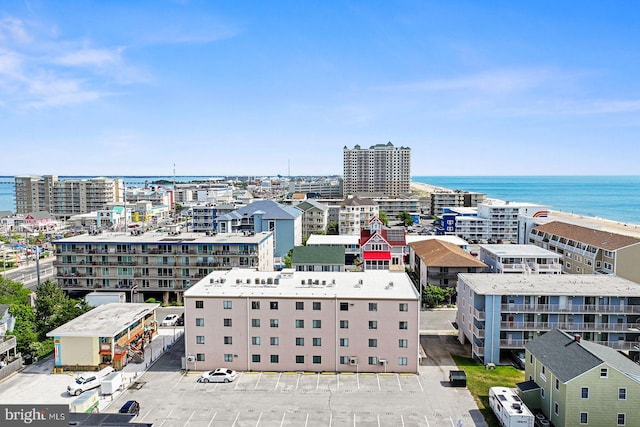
[449,370,467,387]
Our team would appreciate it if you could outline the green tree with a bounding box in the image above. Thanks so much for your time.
[0,276,32,305]
[34,280,91,339]
[398,211,414,227]
[8,303,38,355]
[327,221,339,235]
[379,211,389,226]
[283,248,294,269]
[423,284,454,308]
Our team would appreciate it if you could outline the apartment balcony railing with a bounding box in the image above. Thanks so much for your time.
[499,338,529,349]
[499,338,638,351]
[500,304,640,314]
[473,325,485,338]
[473,308,486,320]
[0,336,17,354]
[473,346,484,356]
[500,321,631,332]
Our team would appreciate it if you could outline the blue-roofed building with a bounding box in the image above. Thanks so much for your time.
[215,200,302,258]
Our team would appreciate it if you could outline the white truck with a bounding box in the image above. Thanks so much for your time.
[69,389,99,413]
[67,366,114,396]
[100,371,123,395]
[489,387,534,427]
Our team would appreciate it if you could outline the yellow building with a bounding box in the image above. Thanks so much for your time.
[47,303,159,371]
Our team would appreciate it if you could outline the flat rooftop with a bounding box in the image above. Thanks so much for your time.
[54,231,272,245]
[306,234,359,246]
[185,269,420,300]
[46,303,160,338]
[406,235,468,247]
[459,273,640,296]
[479,244,559,258]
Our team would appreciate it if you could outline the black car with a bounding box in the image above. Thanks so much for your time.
[176,313,184,326]
[119,400,140,416]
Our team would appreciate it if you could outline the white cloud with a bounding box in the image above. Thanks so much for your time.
[0,16,31,43]
[55,47,123,67]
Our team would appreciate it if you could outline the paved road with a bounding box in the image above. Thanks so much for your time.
[2,256,56,289]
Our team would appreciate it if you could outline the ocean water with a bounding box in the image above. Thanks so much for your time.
[1,175,639,226]
[414,175,640,226]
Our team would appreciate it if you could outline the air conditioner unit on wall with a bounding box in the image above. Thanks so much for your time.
[349,357,358,365]
[186,355,195,362]
[379,359,387,365]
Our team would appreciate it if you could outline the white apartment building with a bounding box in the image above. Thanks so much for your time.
[183,269,420,373]
[343,142,411,197]
[479,244,562,274]
[54,231,274,304]
[339,196,379,236]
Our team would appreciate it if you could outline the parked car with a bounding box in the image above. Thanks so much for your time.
[67,366,114,396]
[119,400,140,416]
[198,368,237,383]
[161,314,179,326]
[175,313,184,326]
[511,350,525,369]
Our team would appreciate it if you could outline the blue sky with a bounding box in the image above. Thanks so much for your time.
[2,1,639,176]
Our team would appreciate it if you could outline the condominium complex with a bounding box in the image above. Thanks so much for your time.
[183,269,420,373]
[53,231,274,304]
[343,142,411,197]
[528,221,640,283]
[339,196,379,236]
[15,175,124,220]
[478,244,562,274]
[457,273,640,366]
[430,190,486,217]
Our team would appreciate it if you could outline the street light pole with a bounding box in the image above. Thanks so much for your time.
[130,284,138,303]
[35,239,42,288]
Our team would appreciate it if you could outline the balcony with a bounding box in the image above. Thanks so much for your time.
[501,303,640,314]
[473,308,486,320]
[499,338,530,349]
[0,336,17,354]
[500,321,631,332]
[473,325,485,338]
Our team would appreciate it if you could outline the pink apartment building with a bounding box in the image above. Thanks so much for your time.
[184,268,420,373]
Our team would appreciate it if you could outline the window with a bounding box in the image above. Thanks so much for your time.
[252,337,261,345]
[340,338,349,347]
[313,338,321,346]
[270,301,278,310]
[270,355,279,363]
[581,387,589,399]
[223,354,232,362]
[340,302,349,311]
[252,354,261,363]
[369,303,377,312]
[224,336,232,345]
[195,318,204,327]
[195,300,204,309]
[196,353,205,362]
[398,357,408,366]
[619,388,627,400]
[368,320,378,329]
[252,301,260,310]
[223,318,232,327]
[339,356,349,364]
[296,355,304,364]
[312,320,321,328]
[617,413,625,426]
[541,388,545,399]
[566,262,572,269]
[313,302,321,310]
[295,319,304,328]
[368,339,377,348]
[554,402,559,416]
[251,319,261,327]
[340,320,349,329]
[296,337,304,346]
[368,356,378,365]
[399,303,408,312]
[296,301,304,310]
[196,336,205,344]
[270,337,279,346]
[600,368,608,378]
[399,339,408,348]
[223,300,232,309]
[270,319,279,328]
[555,379,559,390]
[399,321,408,330]
[580,413,588,424]
[313,356,321,364]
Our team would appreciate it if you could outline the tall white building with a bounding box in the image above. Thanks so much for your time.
[343,142,411,197]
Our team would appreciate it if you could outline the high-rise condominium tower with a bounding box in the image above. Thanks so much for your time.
[343,142,411,197]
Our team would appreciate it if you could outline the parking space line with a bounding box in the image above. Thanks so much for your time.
[183,410,195,427]
[337,374,340,390]
[377,414,381,427]
[280,412,286,427]
[353,412,356,426]
[174,371,188,389]
[396,374,402,391]
[295,373,301,390]
[255,412,263,426]
[329,412,332,427]
[234,375,241,390]
[158,409,173,427]
[416,375,424,392]
[357,373,360,390]
[376,374,381,391]
[207,411,217,427]
[255,372,262,390]
[274,372,281,390]
[231,412,240,426]
[401,415,405,427]
[305,413,309,427]
[316,373,320,390]
[140,409,153,421]
[424,415,429,427]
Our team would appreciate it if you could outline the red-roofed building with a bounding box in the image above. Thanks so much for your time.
[359,217,407,271]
